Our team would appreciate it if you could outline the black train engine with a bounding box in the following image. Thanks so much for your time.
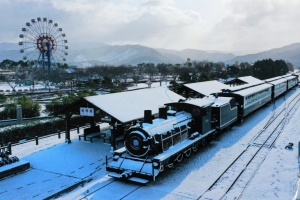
[106,98,216,184]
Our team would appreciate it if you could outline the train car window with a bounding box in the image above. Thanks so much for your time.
[174,127,180,133]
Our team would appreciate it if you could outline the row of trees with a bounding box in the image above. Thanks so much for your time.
[80,59,292,86]
[0,58,294,90]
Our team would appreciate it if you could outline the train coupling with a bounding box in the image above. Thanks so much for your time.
[121,170,133,179]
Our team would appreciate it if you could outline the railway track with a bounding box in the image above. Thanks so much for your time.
[198,90,300,200]
[77,174,143,200]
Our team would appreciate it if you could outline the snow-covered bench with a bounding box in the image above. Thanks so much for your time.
[85,132,106,143]
[78,126,106,142]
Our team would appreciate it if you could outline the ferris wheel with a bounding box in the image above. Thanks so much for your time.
[19,17,68,69]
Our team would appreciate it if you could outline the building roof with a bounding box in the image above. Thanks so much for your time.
[84,87,184,123]
[228,77,264,91]
[238,76,264,84]
[184,81,231,96]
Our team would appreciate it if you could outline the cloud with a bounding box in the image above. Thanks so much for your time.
[47,0,207,50]
[0,0,299,53]
[204,0,300,52]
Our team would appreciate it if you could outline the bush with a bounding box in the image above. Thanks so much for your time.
[0,95,40,119]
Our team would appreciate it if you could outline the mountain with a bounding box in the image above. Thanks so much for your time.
[0,42,22,61]
[227,43,300,67]
[157,48,236,63]
[1,42,300,67]
[67,44,184,67]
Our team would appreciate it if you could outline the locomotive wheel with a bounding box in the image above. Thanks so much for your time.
[201,139,207,146]
[167,162,174,169]
[192,144,198,152]
[176,153,183,163]
[184,148,191,157]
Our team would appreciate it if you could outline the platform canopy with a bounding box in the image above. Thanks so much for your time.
[184,80,231,96]
[84,87,184,123]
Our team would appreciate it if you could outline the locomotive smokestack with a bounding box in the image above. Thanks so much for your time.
[159,107,167,119]
[144,110,152,124]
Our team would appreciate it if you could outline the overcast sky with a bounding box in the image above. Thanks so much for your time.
[1,0,299,54]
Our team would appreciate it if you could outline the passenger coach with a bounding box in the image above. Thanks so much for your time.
[218,83,272,122]
[264,77,287,100]
[282,74,298,89]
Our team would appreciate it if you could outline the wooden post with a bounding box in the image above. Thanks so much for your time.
[35,136,39,145]
[65,112,72,144]
[7,142,12,155]
[110,125,116,150]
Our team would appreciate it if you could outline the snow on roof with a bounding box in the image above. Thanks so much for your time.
[85,87,184,123]
[184,81,230,96]
[204,95,233,107]
[234,83,272,96]
[228,76,265,91]
[238,76,264,84]
[165,98,214,108]
[284,76,297,80]
[266,78,287,85]
[183,98,214,107]
[264,76,284,82]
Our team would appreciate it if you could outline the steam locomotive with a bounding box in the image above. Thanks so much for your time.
[106,74,298,184]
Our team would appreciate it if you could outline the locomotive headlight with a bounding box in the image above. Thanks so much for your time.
[125,129,151,157]
[130,136,143,150]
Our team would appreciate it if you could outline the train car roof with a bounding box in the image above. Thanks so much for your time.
[233,83,272,96]
[204,95,233,107]
[264,76,284,82]
[265,78,287,85]
[85,87,184,123]
[282,75,297,80]
[165,98,213,108]
[184,80,230,96]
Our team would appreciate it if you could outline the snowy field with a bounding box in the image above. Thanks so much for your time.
[0,87,299,200]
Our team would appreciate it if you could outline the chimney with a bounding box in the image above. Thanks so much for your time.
[144,110,152,124]
[159,107,167,119]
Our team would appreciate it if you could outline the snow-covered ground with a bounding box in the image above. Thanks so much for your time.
[0,82,56,93]
[0,87,299,200]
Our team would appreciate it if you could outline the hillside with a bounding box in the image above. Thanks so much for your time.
[1,42,300,67]
[226,43,300,67]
